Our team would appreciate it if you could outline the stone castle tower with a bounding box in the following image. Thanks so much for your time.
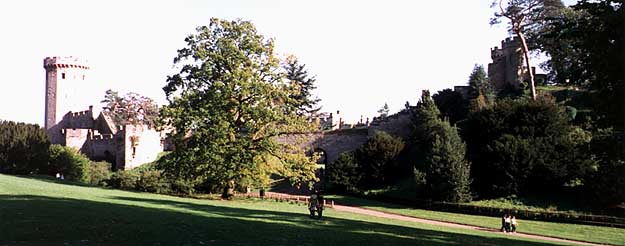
[487,37,524,92]
[44,56,91,129]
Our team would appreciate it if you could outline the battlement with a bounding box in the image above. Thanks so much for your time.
[92,134,114,140]
[44,56,90,70]
[490,37,521,59]
[61,106,95,129]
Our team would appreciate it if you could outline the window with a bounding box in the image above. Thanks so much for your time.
[61,73,66,79]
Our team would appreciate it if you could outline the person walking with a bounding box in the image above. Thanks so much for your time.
[308,192,318,218]
[511,216,518,233]
[316,191,324,219]
[501,214,507,232]
[504,214,512,233]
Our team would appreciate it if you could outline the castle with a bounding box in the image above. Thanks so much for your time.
[454,37,546,97]
[44,56,165,170]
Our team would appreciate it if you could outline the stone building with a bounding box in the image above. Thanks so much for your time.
[487,37,547,93]
[488,37,525,92]
[44,56,165,170]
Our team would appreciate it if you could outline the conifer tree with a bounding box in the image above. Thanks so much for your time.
[284,55,321,117]
[412,90,472,202]
[467,65,494,111]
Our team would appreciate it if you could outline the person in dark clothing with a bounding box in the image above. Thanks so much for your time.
[501,214,507,232]
[316,191,324,219]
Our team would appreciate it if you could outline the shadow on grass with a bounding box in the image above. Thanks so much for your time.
[0,195,566,246]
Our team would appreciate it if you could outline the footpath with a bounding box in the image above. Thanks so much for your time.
[260,192,610,246]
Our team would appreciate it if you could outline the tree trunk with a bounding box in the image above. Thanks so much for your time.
[517,31,537,101]
[221,180,235,200]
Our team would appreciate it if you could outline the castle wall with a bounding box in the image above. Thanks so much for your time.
[368,110,413,140]
[63,128,90,152]
[87,134,118,165]
[120,125,164,170]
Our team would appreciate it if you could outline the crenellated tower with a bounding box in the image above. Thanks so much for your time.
[44,56,91,129]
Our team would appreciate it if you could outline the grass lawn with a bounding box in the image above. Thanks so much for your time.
[328,195,625,246]
[0,174,578,246]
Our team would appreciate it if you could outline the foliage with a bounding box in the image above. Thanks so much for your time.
[158,18,317,198]
[108,170,139,190]
[425,120,472,202]
[412,91,472,202]
[467,64,494,111]
[326,152,361,192]
[377,103,390,118]
[136,169,171,193]
[283,55,321,117]
[461,97,594,197]
[355,131,405,189]
[538,0,624,130]
[48,144,91,183]
[0,121,50,175]
[101,89,159,127]
[87,161,112,186]
[584,128,625,206]
[432,89,469,125]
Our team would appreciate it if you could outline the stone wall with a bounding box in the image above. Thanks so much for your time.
[120,125,164,170]
[63,128,90,152]
[368,110,413,140]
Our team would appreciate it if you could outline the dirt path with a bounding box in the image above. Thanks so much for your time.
[332,205,608,246]
[264,192,608,246]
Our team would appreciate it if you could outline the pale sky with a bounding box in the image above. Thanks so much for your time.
[0,0,575,125]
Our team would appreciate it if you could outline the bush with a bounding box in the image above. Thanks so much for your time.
[48,144,90,182]
[87,161,112,186]
[355,131,405,189]
[326,152,361,192]
[108,170,138,190]
[461,98,591,197]
[0,121,50,175]
[136,169,170,193]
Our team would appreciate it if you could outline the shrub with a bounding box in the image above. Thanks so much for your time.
[355,131,405,189]
[136,169,170,193]
[48,144,90,182]
[0,121,50,174]
[87,161,112,186]
[461,98,593,197]
[108,170,138,190]
[326,152,361,192]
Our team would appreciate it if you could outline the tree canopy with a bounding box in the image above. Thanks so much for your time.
[101,89,159,127]
[158,18,317,197]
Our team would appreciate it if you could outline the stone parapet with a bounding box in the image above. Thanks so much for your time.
[44,56,90,70]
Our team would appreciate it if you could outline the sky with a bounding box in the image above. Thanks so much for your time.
[0,0,576,126]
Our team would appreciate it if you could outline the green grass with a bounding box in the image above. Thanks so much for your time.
[468,195,594,214]
[328,195,625,245]
[0,174,578,246]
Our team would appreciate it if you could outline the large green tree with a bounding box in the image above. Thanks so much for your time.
[0,121,50,175]
[538,0,624,130]
[158,18,317,198]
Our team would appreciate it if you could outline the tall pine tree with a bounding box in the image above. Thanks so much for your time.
[412,90,472,202]
[467,64,494,111]
[284,55,321,117]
